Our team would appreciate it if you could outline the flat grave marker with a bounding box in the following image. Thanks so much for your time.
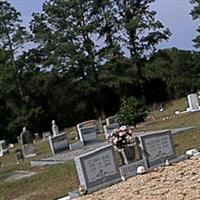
[119,159,146,179]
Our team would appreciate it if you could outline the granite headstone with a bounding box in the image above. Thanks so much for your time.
[49,132,69,155]
[136,130,177,168]
[75,144,121,193]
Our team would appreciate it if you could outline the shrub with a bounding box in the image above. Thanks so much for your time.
[117,96,147,127]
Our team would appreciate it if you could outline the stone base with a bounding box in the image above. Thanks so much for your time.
[69,141,84,150]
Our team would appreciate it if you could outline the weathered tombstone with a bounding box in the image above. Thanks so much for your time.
[15,149,24,164]
[136,130,177,168]
[49,132,69,155]
[20,127,36,158]
[52,120,59,136]
[0,140,9,157]
[103,123,120,139]
[106,115,118,125]
[78,126,98,145]
[75,144,121,193]
[187,93,200,112]
[42,131,51,141]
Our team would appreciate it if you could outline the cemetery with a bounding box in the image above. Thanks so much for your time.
[0,97,200,200]
[1,1,200,199]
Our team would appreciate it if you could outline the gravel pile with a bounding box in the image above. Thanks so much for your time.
[78,156,200,200]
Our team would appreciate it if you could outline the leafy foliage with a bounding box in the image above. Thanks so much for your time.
[117,96,147,127]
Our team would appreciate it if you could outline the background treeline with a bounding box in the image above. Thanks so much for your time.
[0,0,199,142]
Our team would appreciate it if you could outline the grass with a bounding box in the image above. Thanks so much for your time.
[1,97,200,200]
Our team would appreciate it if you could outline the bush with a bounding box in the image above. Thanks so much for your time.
[117,96,147,127]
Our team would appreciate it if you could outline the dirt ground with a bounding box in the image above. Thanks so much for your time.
[78,156,200,200]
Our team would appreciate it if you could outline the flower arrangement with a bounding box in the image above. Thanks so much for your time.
[108,126,134,149]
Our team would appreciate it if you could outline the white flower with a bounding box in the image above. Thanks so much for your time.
[113,138,118,145]
[119,126,127,131]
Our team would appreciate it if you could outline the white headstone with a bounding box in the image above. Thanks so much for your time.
[75,144,121,193]
[187,93,200,112]
[0,140,9,157]
[52,120,59,136]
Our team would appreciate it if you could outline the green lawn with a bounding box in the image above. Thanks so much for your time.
[1,97,200,200]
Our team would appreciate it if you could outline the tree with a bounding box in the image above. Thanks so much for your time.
[117,96,147,127]
[191,0,200,48]
[115,0,171,100]
[0,1,28,97]
[0,2,29,141]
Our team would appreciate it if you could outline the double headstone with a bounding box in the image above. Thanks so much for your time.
[187,93,200,112]
[75,144,121,193]
[20,127,36,158]
[136,130,177,168]
[0,140,9,157]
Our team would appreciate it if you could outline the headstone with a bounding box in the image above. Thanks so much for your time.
[187,93,200,112]
[78,126,98,145]
[136,130,177,168]
[49,132,69,155]
[75,144,121,193]
[103,123,120,139]
[118,144,136,164]
[15,149,24,164]
[119,159,146,179]
[0,140,9,157]
[20,127,36,158]
[106,115,118,125]
[42,131,51,141]
[52,120,59,136]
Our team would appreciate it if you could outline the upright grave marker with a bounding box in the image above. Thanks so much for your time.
[106,115,118,125]
[187,93,200,112]
[136,130,176,168]
[78,126,98,145]
[52,120,59,136]
[20,127,36,158]
[103,123,120,139]
[0,140,9,157]
[75,144,121,193]
[49,132,69,155]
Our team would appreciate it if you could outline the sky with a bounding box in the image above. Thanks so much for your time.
[8,0,199,51]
